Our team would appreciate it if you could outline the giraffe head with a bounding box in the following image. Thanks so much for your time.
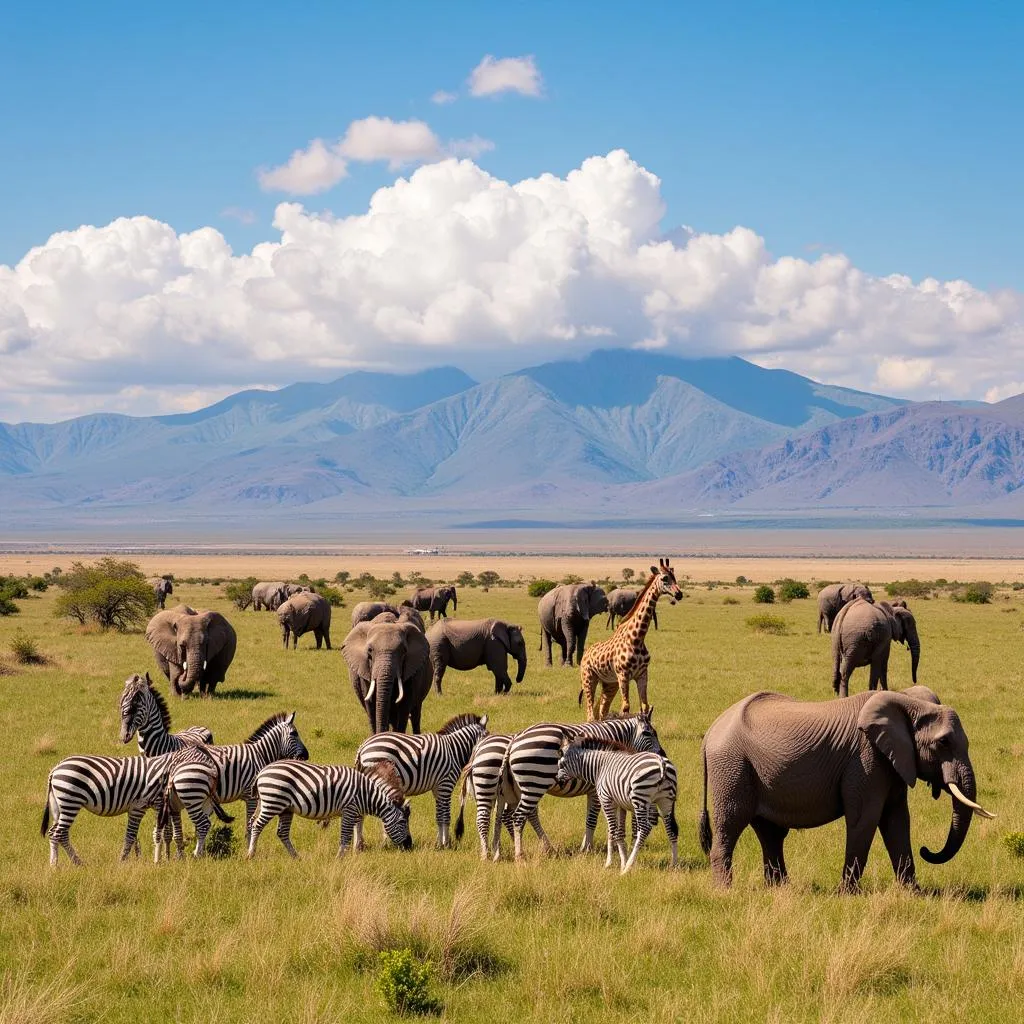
[649,558,684,604]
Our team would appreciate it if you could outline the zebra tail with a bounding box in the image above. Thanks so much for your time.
[454,769,469,841]
[40,783,51,836]
[212,800,234,824]
[698,744,712,856]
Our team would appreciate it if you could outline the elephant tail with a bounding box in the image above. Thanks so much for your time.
[698,745,712,857]
[454,769,470,842]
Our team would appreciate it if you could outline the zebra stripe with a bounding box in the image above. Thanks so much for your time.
[494,710,665,860]
[247,760,412,858]
[119,673,213,756]
[555,739,679,873]
[163,712,309,855]
[355,713,487,847]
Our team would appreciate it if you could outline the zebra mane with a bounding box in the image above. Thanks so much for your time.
[365,760,405,804]
[566,737,633,754]
[122,674,172,734]
[246,713,291,743]
[147,682,172,734]
[437,713,485,735]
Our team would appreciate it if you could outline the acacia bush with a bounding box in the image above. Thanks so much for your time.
[456,571,476,588]
[376,949,441,1016]
[316,584,345,607]
[885,579,932,598]
[477,571,501,590]
[224,577,259,610]
[753,585,775,604]
[53,558,155,631]
[9,632,43,664]
[777,579,810,602]
[528,579,557,598]
[747,613,788,635]
[952,581,994,604]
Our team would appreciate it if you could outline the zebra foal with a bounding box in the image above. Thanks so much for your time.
[247,760,412,858]
[355,713,487,847]
[555,737,679,873]
[119,672,213,754]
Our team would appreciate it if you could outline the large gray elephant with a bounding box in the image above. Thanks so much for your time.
[604,588,657,631]
[351,601,400,627]
[252,581,288,611]
[538,583,608,667]
[699,685,993,891]
[147,577,174,610]
[831,598,920,697]
[817,582,873,633]
[426,618,527,695]
[342,614,432,734]
[145,604,237,697]
[408,586,457,621]
[278,591,332,650]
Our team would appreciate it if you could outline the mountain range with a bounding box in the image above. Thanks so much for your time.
[2,349,1023,531]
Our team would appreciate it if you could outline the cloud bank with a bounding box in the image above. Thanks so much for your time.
[1,149,1020,421]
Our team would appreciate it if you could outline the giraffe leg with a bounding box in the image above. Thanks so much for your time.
[596,676,617,720]
[580,663,598,722]
[615,667,633,716]
[636,666,650,713]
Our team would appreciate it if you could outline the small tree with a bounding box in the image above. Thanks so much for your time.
[753,585,775,604]
[392,571,405,587]
[952,582,994,604]
[367,579,396,600]
[225,577,259,610]
[777,579,810,602]
[334,570,351,585]
[477,571,501,590]
[528,579,557,598]
[53,558,155,631]
[735,576,749,586]
[561,573,583,585]
[456,571,476,588]
[622,568,635,583]
[317,584,346,607]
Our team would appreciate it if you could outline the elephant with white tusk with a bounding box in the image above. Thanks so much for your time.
[699,685,994,892]
[831,598,920,697]
[145,604,237,697]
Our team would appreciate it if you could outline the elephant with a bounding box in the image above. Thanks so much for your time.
[277,591,332,650]
[148,577,174,610]
[342,613,432,734]
[604,588,657,631]
[538,583,608,667]
[699,685,994,892]
[252,581,288,612]
[351,601,399,627]
[284,583,312,598]
[817,582,873,633]
[408,585,457,621]
[145,604,237,697]
[831,598,920,698]
[426,618,528,695]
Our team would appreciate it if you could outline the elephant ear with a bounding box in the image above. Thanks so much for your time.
[342,623,372,681]
[146,610,181,663]
[401,622,430,681]
[489,620,512,653]
[571,587,590,622]
[858,692,918,788]
[200,611,237,657]
[891,608,913,645]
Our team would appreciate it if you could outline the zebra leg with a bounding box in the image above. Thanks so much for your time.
[353,816,366,852]
[658,796,680,869]
[276,811,298,858]
[612,806,629,870]
[580,793,600,852]
[435,784,454,847]
[192,812,212,857]
[623,798,654,873]
[339,809,359,856]
[527,809,555,854]
[476,787,494,860]
[50,809,82,866]
[246,807,274,859]
[600,798,618,869]
[120,808,146,862]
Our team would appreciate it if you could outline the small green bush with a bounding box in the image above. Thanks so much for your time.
[0,594,19,617]
[747,613,788,635]
[560,573,583,585]
[477,571,501,589]
[777,579,810,602]
[886,579,932,598]
[367,579,397,600]
[456,571,476,588]
[1003,832,1024,859]
[10,632,43,664]
[528,579,557,598]
[53,558,155,631]
[753,585,775,604]
[723,596,740,605]
[1012,582,1024,592]
[376,949,441,1016]
[951,582,994,604]
[734,576,749,585]
[224,577,259,610]
[317,584,345,608]
[205,826,236,860]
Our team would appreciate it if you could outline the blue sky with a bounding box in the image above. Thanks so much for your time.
[1,1,1022,419]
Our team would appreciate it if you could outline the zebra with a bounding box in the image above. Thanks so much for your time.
[161,712,309,857]
[554,737,679,873]
[354,713,488,847]
[247,760,412,859]
[41,744,227,865]
[487,708,665,861]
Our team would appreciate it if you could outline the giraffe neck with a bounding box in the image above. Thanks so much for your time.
[623,582,661,647]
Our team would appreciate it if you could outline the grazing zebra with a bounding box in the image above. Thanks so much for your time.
[161,712,309,857]
[491,708,665,861]
[247,760,412,859]
[354,713,488,847]
[119,672,213,754]
[41,744,226,865]
[555,737,679,873]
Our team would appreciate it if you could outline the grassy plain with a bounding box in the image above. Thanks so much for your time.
[2,570,1024,1022]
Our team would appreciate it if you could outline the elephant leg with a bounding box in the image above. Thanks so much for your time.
[750,817,789,886]
[559,627,573,668]
[541,629,553,668]
[432,660,446,695]
[878,789,917,888]
[324,629,331,651]
[492,668,511,695]
[876,653,889,691]
[409,703,422,735]
[840,783,884,893]
[838,657,852,699]
[709,765,756,888]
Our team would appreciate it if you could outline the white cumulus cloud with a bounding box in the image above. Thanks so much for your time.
[468,55,543,98]
[257,138,349,195]
[1,149,1022,421]
[431,90,458,105]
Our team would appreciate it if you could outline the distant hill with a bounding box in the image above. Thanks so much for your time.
[1,349,1020,528]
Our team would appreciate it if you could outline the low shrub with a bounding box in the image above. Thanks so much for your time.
[224,577,259,610]
[456,571,476,588]
[723,596,740,605]
[951,582,994,604]
[367,580,397,600]
[204,826,236,860]
[777,579,810,602]
[527,579,557,598]
[0,594,19,617]
[1003,832,1024,859]
[376,949,442,1016]
[747,613,788,635]
[10,632,43,664]
[560,573,583,585]
[885,579,932,598]
[753,585,775,604]
[317,584,345,607]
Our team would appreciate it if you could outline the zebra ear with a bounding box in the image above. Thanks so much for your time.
[144,671,152,685]
[286,711,296,725]
[479,714,488,729]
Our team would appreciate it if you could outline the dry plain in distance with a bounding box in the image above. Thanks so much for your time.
[2,559,1024,1022]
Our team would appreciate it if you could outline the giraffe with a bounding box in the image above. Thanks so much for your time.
[578,559,683,721]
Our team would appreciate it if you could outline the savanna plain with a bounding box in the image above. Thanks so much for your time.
[2,557,1024,1023]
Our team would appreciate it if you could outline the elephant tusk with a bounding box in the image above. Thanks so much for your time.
[203,660,207,672]
[182,660,187,671]
[366,678,376,702]
[947,783,996,819]
[396,677,405,705]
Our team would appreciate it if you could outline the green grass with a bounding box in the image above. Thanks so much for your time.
[2,582,1024,1021]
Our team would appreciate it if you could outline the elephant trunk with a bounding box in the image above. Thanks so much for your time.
[514,649,527,684]
[921,762,976,865]
[907,625,920,684]
[372,654,399,732]
[180,639,204,694]
[451,590,457,613]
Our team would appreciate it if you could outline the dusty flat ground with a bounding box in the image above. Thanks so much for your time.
[1,551,1022,583]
